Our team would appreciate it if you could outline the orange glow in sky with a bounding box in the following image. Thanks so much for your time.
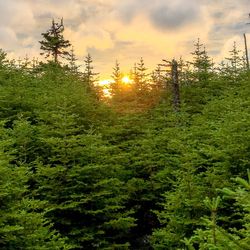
[121,76,132,84]
[98,75,133,97]
[0,1,248,78]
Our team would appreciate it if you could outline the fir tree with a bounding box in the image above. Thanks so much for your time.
[134,57,149,94]
[68,46,79,73]
[0,121,71,250]
[110,60,122,97]
[0,49,8,68]
[151,65,165,91]
[191,39,213,83]
[83,53,98,92]
[225,42,245,82]
[39,18,71,63]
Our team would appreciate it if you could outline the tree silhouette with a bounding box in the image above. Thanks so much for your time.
[39,18,71,63]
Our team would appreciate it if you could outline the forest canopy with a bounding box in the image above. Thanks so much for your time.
[0,18,249,250]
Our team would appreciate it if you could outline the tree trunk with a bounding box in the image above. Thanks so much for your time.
[171,59,180,112]
[244,33,249,70]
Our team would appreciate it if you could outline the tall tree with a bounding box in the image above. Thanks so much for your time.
[110,60,122,97]
[191,39,213,83]
[39,18,71,63]
[134,57,149,94]
[171,59,181,112]
[151,65,165,91]
[83,53,98,92]
[68,46,79,73]
[225,42,245,82]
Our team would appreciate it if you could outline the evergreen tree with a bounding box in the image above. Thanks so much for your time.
[108,60,139,113]
[190,39,213,83]
[68,46,79,73]
[0,121,70,250]
[39,18,71,63]
[185,171,250,249]
[151,65,165,91]
[1,25,250,250]
[134,57,149,95]
[0,49,8,68]
[225,42,245,82]
[83,53,98,92]
[110,60,123,98]
[34,107,136,248]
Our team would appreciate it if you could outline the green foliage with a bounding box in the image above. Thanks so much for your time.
[83,53,99,93]
[68,46,79,74]
[0,122,70,250]
[0,37,250,250]
[183,171,250,250]
[190,38,214,84]
[224,42,246,82]
[110,60,123,97]
[40,18,71,63]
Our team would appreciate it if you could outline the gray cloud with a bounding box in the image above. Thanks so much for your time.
[0,0,249,74]
[116,0,201,30]
[149,2,200,30]
[116,0,151,23]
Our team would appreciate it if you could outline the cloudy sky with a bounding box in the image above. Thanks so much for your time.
[0,0,249,78]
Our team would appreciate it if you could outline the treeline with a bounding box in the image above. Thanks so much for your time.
[0,19,250,249]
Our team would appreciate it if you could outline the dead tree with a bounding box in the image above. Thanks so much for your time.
[159,59,181,112]
[171,59,180,111]
[244,33,249,70]
[245,14,250,70]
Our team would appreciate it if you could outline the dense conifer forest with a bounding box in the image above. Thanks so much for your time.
[0,19,250,249]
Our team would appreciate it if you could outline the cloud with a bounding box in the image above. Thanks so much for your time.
[0,27,18,48]
[0,0,249,76]
[149,0,201,30]
[65,24,115,56]
[0,1,36,32]
[116,0,201,30]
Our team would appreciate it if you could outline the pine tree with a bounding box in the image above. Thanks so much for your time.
[191,39,213,83]
[83,53,98,92]
[110,60,122,97]
[34,108,136,248]
[185,171,250,250]
[225,42,245,82]
[68,46,79,73]
[0,121,71,250]
[151,65,165,91]
[134,57,149,94]
[0,49,8,68]
[108,60,139,112]
[39,18,71,63]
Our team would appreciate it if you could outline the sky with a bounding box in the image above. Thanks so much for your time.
[0,0,249,78]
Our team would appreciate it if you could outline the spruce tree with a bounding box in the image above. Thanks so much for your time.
[83,53,98,91]
[191,39,213,83]
[185,171,250,249]
[134,57,149,94]
[39,18,71,63]
[151,65,165,91]
[68,46,79,73]
[225,42,245,82]
[110,60,122,98]
[0,49,8,68]
[0,121,70,250]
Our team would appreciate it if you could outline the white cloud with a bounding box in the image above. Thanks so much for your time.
[0,0,249,75]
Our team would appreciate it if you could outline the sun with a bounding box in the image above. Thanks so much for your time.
[121,75,132,84]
